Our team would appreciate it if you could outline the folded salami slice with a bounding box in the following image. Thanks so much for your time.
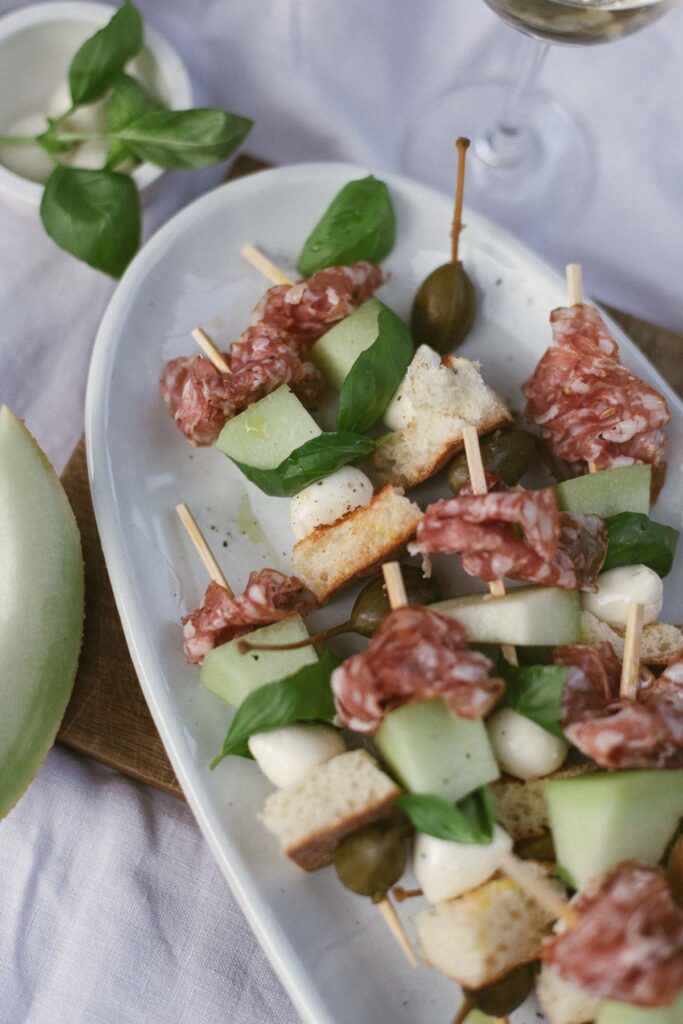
[523,304,669,472]
[182,570,310,664]
[556,643,683,769]
[543,861,683,1007]
[331,605,504,733]
[250,261,387,343]
[411,489,607,592]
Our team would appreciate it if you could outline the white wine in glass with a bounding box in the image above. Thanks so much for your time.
[403,0,679,229]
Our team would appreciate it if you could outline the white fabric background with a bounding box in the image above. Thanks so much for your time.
[1,2,682,1022]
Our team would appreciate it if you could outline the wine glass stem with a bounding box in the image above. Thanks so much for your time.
[475,39,551,169]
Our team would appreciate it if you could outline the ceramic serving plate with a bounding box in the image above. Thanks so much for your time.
[86,163,683,1024]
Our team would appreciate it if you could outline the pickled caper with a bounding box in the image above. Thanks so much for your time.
[465,962,536,1016]
[411,138,476,354]
[334,820,408,902]
[447,427,537,495]
[515,830,556,862]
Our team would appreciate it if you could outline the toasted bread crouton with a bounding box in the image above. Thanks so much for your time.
[372,348,511,490]
[416,864,563,988]
[291,484,422,604]
[581,610,683,666]
[537,965,603,1024]
[492,764,595,841]
[259,749,400,871]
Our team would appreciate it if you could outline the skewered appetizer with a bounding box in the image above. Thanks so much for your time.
[165,166,683,1022]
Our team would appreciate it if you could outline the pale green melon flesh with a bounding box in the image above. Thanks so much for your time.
[544,770,683,891]
[216,385,321,469]
[375,698,499,802]
[200,615,317,708]
[555,465,651,517]
[311,298,386,390]
[596,990,683,1024]
[431,587,581,646]
[0,407,84,818]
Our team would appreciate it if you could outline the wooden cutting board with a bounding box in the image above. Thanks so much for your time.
[55,156,683,799]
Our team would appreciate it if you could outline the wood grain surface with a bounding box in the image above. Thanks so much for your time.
[56,155,683,798]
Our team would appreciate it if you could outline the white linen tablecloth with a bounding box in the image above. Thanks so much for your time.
[1,2,682,1022]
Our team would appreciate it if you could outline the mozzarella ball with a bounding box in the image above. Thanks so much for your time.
[64,140,111,170]
[582,564,663,628]
[247,724,345,790]
[290,467,373,540]
[414,825,512,904]
[0,114,55,182]
[487,707,568,781]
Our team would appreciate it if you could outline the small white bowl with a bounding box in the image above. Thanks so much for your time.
[0,1,192,206]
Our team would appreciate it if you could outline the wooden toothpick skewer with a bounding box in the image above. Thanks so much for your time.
[451,137,470,265]
[191,328,230,374]
[240,243,293,285]
[376,898,418,968]
[620,601,644,700]
[176,503,233,594]
[462,424,517,665]
[566,264,599,475]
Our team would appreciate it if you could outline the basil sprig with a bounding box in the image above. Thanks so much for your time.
[104,72,160,169]
[338,307,414,434]
[298,176,395,276]
[230,431,382,497]
[397,787,496,845]
[498,659,567,740]
[116,109,253,170]
[603,511,679,578]
[211,651,339,768]
[69,0,143,106]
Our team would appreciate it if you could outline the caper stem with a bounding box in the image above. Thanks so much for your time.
[238,619,352,654]
[451,137,470,265]
[392,886,423,902]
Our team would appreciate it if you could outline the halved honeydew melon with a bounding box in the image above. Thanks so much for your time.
[375,698,499,802]
[431,587,582,646]
[555,465,651,517]
[596,990,683,1024]
[311,298,388,390]
[216,385,321,469]
[0,407,84,818]
[544,769,683,891]
[200,615,317,708]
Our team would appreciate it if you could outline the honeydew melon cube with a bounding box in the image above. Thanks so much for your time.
[216,385,321,469]
[375,698,499,803]
[555,465,651,517]
[596,991,683,1024]
[544,769,683,891]
[432,587,582,646]
[200,615,317,708]
[311,298,388,390]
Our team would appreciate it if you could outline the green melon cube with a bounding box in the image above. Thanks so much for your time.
[200,615,317,708]
[596,990,683,1024]
[311,298,388,390]
[375,698,499,802]
[216,385,321,469]
[544,770,683,891]
[555,465,651,517]
[431,587,582,646]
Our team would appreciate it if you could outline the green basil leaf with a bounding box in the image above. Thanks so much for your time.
[117,108,253,169]
[499,658,567,740]
[40,166,140,277]
[69,1,143,106]
[229,431,380,497]
[603,511,679,578]
[397,787,496,845]
[338,307,414,434]
[297,175,395,276]
[211,650,340,767]
[105,72,160,169]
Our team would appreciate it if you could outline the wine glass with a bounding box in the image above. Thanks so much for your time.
[402,0,679,231]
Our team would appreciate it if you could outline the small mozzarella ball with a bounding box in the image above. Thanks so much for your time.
[0,114,54,182]
[46,83,72,118]
[488,707,568,781]
[248,724,345,790]
[582,564,663,628]
[383,345,441,429]
[64,139,111,170]
[65,97,110,133]
[290,467,373,541]
[414,825,512,904]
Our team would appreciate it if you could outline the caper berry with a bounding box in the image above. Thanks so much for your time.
[515,831,556,862]
[411,261,476,355]
[334,820,408,902]
[352,565,442,638]
[447,427,537,495]
[465,962,536,1016]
